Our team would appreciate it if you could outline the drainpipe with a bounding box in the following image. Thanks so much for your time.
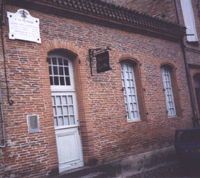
[0,87,5,148]
[174,0,198,127]
[0,0,6,148]
[1,0,13,106]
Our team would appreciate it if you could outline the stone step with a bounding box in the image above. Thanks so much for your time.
[53,166,108,178]
[77,172,107,178]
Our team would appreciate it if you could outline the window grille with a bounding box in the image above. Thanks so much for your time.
[48,57,71,86]
[161,66,176,117]
[121,62,140,122]
[52,94,76,127]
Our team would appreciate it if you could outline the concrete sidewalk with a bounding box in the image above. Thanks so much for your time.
[53,146,180,178]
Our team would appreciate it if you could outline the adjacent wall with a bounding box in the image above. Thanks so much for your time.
[102,0,178,23]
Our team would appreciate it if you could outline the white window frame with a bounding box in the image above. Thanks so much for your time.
[48,55,75,92]
[161,66,176,117]
[120,62,140,122]
[180,0,198,42]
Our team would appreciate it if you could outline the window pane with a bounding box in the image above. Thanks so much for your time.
[59,67,64,75]
[62,96,67,105]
[70,116,75,125]
[58,116,64,126]
[63,106,68,115]
[56,96,62,105]
[121,72,124,78]
[124,96,127,103]
[65,77,70,85]
[47,58,51,64]
[125,104,128,111]
[60,77,65,85]
[122,80,125,87]
[54,77,59,85]
[58,58,63,65]
[68,96,73,104]
[64,67,69,75]
[53,107,57,116]
[52,57,57,65]
[64,59,68,66]
[50,76,53,85]
[53,66,58,75]
[52,96,56,105]
[49,66,52,75]
[57,106,63,116]
[131,111,135,118]
[64,116,69,125]
[126,112,129,119]
[54,118,58,127]
[69,106,74,115]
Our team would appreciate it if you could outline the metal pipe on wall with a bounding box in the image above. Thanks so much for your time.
[0,0,6,148]
[0,87,5,148]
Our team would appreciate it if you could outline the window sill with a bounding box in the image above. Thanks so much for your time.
[168,115,177,118]
[127,118,141,123]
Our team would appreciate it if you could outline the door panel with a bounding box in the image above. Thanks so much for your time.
[52,92,83,173]
[55,127,83,172]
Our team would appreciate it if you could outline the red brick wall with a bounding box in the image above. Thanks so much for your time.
[0,149,4,177]
[0,2,194,177]
[102,0,178,23]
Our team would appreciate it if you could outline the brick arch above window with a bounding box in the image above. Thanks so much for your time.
[119,56,141,66]
[43,40,86,60]
[48,49,78,61]
[160,62,176,70]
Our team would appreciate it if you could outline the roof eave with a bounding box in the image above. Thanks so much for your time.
[6,0,186,41]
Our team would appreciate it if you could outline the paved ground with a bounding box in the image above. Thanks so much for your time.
[127,162,200,178]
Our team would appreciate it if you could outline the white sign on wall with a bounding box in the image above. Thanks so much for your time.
[7,9,41,43]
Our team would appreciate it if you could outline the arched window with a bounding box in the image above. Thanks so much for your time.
[48,54,74,91]
[49,57,71,86]
[120,61,142,122]
[161,65,176,117]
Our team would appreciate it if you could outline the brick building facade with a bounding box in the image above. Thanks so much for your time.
[0,0,198,177]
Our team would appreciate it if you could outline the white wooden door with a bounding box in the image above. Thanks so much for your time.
[48,55,84,173]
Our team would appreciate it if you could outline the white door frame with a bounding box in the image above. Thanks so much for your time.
[48,54,84,173]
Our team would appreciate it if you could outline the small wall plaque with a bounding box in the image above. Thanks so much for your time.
[7,9,41,43]
[28,115,39,134]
